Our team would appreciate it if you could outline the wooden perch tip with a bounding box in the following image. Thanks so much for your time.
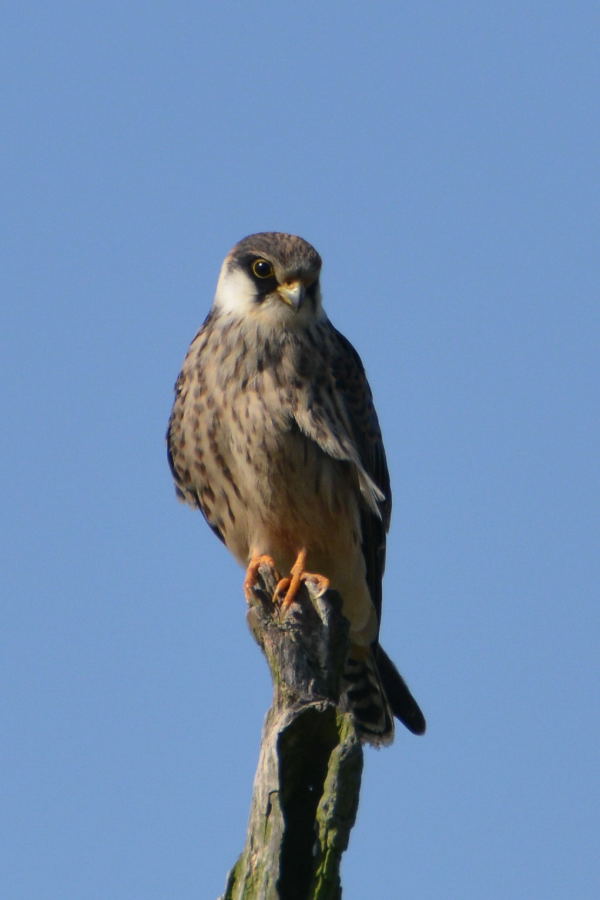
[221,564,363,900]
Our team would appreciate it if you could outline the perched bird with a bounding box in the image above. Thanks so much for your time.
[167,232,425,744]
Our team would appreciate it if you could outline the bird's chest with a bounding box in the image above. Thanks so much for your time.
[212,366,350,532]
[176,328,356,559]
[223,372,316,504]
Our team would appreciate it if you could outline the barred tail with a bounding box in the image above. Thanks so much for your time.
[342,644,426,746]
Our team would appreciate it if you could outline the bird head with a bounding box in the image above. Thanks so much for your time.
[213,232,324,327]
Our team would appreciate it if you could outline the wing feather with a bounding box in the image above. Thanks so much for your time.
[292,322,391,627]
[330,327,391,628]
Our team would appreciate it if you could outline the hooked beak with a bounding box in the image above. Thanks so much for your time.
[276,280,305,310]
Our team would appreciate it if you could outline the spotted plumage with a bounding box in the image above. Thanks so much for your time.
[167,232,425,743]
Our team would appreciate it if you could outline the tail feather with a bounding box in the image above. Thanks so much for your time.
[376,645,426,735]
[342,645,425,745]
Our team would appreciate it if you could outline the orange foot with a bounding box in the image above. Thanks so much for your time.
[244,555,279,603]
[273,548,330,611]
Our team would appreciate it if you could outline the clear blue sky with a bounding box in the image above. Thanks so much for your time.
[3,2,599,898]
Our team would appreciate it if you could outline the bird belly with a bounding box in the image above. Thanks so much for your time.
[224,419,377,645]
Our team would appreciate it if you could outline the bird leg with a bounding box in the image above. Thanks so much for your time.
[273,547,330,611]
[244,555,279,603]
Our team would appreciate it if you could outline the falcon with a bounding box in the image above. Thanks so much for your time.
[167,232,425,744]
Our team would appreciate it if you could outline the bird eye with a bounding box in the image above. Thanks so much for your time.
[252,259,274,279]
